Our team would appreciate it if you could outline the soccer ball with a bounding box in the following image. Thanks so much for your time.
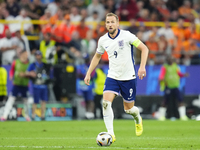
[96,132,113,146]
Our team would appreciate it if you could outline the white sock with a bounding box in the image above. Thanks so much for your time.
[103,100,114,135]
[23,99,30,118]
[158,107,167,118]
[3,96,15,119]
[178,106,186,118]
[125,106,141,124]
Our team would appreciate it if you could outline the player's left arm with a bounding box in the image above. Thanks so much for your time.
[133,39,149,80]
[177,69,189,78]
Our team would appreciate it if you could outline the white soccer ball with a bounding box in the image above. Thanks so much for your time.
[96,132,113,146]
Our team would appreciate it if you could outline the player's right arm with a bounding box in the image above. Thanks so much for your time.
[84,53,102,85]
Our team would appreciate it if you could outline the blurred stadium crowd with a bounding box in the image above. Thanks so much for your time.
[0,0,200,66]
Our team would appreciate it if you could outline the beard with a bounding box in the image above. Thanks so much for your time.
[108,28,116,35]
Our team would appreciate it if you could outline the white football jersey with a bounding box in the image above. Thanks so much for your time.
[97,29,141,81]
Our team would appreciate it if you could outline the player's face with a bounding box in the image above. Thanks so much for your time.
[105,16,119,35]
[19,51,28,63]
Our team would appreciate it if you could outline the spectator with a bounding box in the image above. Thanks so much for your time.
[157,35,168,65]
[149,10,159,22]
[166,0,180,11]
[70,6,82,22]
[26,50,51,121]
[15,9,33,33]
[0,50,31,121]
[116,0,139,21]
[68,31,82,64]
[87,0,105,21]
[145,33,159,65]
[156,0,171,21]
[81,30,97,56]
[76,18,90,40]
[104,0,117,14]
[178,0,192,19]
[39,9,52,31]
[92,22,107,41]
[0,23,9,39]
[157,20,176,55]
[136,9,150,22]
[59,15,77,44]
[28,0,45,20]
[12,30,32,62]
[0,56,7,102]
[169,10,179,22]
[85,11,101,29]
[171,18,186,62]
[2,8,16,34]
[49,8,64,43]
[136,0,144,15]
[80,8,88,20]
[6,0,20,17]
[0,29,17,65]
[143,0,158,14]
[49,7,64,26]
[126,18,139,35]
[19,0,31,11]
[182,35,199,65]
[47,0,61,16]
[39,32,56,64]
[158,21,176,42]
[184,22,200,41]
[158,56,189,121]
[40,8,51,21]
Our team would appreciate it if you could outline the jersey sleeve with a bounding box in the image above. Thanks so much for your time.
[96,37,104,55]
[27,63,35,72]
[127,31,141,48]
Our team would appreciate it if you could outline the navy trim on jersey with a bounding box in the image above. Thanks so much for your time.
[131,45,135,65]
[131,45,136,77]
[108,29,120,40]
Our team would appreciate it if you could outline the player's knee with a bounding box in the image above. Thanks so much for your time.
[102,100,111,110]
[125,106,139,116]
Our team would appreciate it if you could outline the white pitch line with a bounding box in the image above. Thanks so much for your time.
[1,137,198,140]
[0,145,182,150]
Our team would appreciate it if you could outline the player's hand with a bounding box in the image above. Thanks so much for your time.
[84,74,91,85]
[138,67,146,80]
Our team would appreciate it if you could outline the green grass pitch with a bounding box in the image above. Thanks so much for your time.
[0,120,199,150]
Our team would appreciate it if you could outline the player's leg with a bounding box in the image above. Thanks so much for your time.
[0,85,18,121]
[158,87,169,121]
[176,88,188,120]
[120,79,143,136]
[84,89,95,119]
[40,87,48,120]
[23,98,31,121]
[1,96,16,121]
[102,77,119,142]
[32,87,40,120]
[41,101,46,120]
[94,94,103,119]
[103,92,116,141]
[123,101,143,136]
[21,86,31,121]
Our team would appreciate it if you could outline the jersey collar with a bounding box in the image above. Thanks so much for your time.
[108,29,120,40]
